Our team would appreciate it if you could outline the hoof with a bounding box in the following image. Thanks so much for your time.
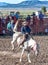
[11,48,14,51]
[28,60,31,63]
[20,59,22,62]
[20,45,22,48]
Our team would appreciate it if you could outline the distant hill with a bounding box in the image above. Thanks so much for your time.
[0,2,9,6]
[16,1,48,8]
[0,1,48,8]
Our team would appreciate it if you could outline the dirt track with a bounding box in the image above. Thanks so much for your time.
[0,36,48,65]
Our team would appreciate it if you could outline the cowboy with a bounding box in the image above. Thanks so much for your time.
[20,21,31,46]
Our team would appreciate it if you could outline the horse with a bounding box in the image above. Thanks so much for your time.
[17,35,39,63]
[11,32,22,50]
[11,33,39,63]
[11,19,23,50]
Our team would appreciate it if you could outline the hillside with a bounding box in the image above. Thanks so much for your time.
[0,1,48,8]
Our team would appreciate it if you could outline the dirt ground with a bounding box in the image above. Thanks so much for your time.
[0,36,48,65]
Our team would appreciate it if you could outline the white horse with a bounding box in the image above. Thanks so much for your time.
[11,32,22,50]
[11,33,39,63]
[17,36,39,63]
[11,19,22,50]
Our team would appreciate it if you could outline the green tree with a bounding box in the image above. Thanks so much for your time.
[41,6,47,14]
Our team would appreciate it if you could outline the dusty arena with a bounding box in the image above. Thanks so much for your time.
[0,36,48,65]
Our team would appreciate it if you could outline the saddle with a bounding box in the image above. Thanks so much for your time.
[17,34,30,46]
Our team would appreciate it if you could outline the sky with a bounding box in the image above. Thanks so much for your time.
[0,0,26,4]
[0,0,48,4]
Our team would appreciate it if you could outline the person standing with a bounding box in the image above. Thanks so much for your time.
[39,11,44,26]
[7,18,14,35]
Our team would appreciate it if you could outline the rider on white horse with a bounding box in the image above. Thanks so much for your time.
[17,21,39,63]
[20,21,32,46]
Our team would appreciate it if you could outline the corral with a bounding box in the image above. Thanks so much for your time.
[0,36,48,65]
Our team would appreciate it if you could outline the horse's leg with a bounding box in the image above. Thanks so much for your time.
[27,51,31,63]
[37,43,40,53]
[20,47,25,62]
[11,33,17,50]
[34,50,38,56]
[33,44,38,56]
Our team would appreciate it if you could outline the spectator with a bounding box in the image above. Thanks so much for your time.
[0,18,2,34]
[32,12,36,17]
[7,19,14,35]
[26,15,31,26]
[35,11,39,18]
[45,28,48,35]
[5,16,10,24]
[1,17,6,27]
[39,11,44,20]
[39,11,44,25]
[31,12,36,25]
[26,15,31,22]
[15,11,20,20]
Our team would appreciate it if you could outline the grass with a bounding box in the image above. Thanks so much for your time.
[0,8,48,19]
[0,8,37,17]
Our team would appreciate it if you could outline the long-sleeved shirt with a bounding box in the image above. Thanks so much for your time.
[7,22,14,31]
[21,26,31,34]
